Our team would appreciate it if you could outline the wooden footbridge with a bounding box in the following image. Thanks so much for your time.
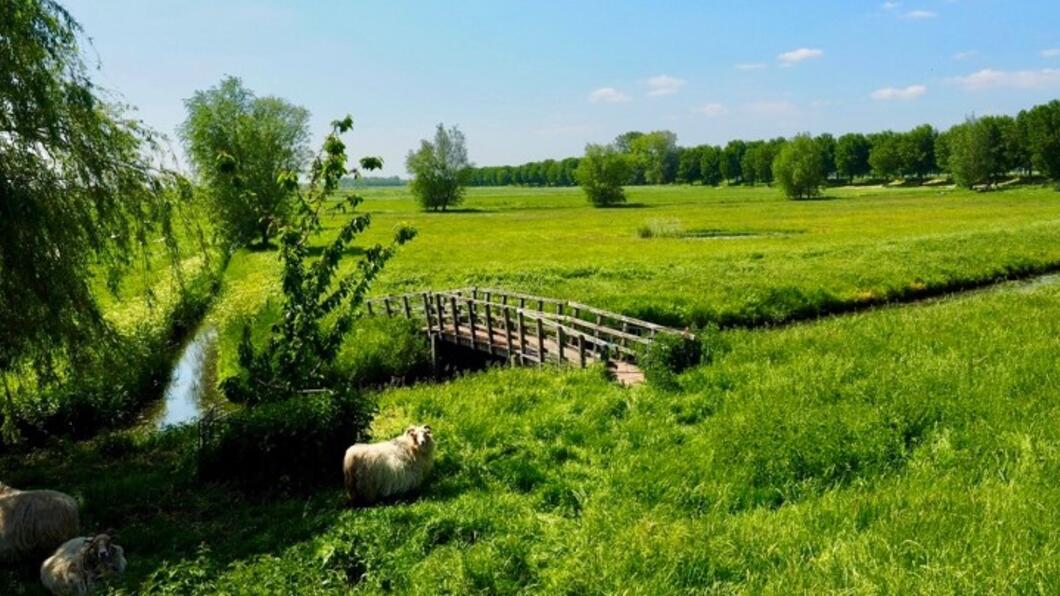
[364,288,691,386]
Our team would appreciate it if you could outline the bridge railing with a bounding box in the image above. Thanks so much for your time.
[362,288,687,369]
[447,287,690,340]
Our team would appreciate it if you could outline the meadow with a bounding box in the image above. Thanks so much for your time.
[3,183,1060,593]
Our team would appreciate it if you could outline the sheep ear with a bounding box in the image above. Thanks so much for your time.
[406,426,416,435]
[423,425,432,432]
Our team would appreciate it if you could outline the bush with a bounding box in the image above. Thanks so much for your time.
[337,317,431,387]
[575,144,630,207]
[198,389,373,489]
[640,333,702,389]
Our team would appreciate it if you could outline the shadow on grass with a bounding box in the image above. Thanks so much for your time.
[0,429,346,592]
[422,207,485,214]
[599,202,651,209]
[304,245,366,258]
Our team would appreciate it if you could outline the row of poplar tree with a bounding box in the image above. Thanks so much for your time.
[468,100,1060,189]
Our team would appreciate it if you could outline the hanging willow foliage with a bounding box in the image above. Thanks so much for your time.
[0,1,197,439]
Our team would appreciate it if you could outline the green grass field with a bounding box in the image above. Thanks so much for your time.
[361,184,1060,325]
[3,184,1060,593]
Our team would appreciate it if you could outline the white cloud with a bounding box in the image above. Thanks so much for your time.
[734,62,767,71]
[901,9,937,19]
[693,103,728,117]
[645,74,686,97]
[743,100,798,115]
[870,84,927,100]
[587,87,631,103]
[953,50,978,60]
[950,68,1060,90]
[881,1,901,9]
[1043,48,1060,58]
[777,48,824,66]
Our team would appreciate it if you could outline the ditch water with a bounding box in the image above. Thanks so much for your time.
[142,325,226,429]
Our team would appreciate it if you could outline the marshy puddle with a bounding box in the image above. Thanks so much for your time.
[143,325,225,429]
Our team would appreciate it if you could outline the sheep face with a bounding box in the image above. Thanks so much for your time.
[405,425,435,457]
[84,534,126,578]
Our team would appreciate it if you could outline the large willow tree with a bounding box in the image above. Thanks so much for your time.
[0,2,180,401]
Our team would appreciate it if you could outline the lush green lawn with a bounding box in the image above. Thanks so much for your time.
[3,273,1057,593]
[358,184,1060,325]
[4,184,1060,593]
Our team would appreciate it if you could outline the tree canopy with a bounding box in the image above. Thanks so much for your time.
[575,144,631,207]
[0,0,182,390]
[406,123,472,211]
[180,76,311,247]
[773,134,827,199]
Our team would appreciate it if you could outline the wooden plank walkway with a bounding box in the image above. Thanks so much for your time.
[365,288,691,386]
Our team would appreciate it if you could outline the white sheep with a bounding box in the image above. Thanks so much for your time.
[343,425,435,505]
[0,481,80,561]
[40,533,126,596]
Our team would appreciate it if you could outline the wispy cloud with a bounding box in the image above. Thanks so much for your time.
[743,100,799,115]
[778,48,824,66]
[950,68,1060,90]
[953,50,978,60]
[1043,48,1060,58]
[692,103,728,117]
[734,62,767,71]
[870,84,927,100]
[901,9,937,19]
[587,87,631,103]
[644,74,686,97]
[881,1,901,10]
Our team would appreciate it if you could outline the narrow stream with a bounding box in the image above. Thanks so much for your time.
[143,325,225,428]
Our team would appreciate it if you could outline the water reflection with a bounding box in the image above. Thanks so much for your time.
[151,325,221,428]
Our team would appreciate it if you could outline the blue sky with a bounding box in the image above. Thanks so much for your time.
[65,0,1060,176]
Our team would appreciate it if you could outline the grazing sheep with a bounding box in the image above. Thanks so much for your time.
[0,482,80,561]
[40,533,126,596]
[344,425,435,505]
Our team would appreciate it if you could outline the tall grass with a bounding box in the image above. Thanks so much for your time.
[3,277,1056,592]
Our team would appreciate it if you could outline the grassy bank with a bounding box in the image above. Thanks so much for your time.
[2,274,1057,593]
[2,239,223,448]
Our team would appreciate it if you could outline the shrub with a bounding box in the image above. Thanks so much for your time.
[198,389,373,489]
[640,333,702,389]
[575,144,630,207]
[635,218,683,239]
[336,317,431,387]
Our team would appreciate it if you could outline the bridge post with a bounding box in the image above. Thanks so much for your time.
[484,303,494,356]
[435,294,446,335]
[450,296,460,340]
[402,295,411,318]
[422,293,432,330]
[384,297,393,317]
[504,307,515,361]
[557,326,565,362]
[578,334,586,368]
[467,299,477,351]
[518,311,527,364]
[366,301,374,316]
[536,318,545,363]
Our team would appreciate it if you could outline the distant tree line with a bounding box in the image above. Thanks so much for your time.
[468,157,581,187]
[339,175,407,188]
[468,99,1060,191]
